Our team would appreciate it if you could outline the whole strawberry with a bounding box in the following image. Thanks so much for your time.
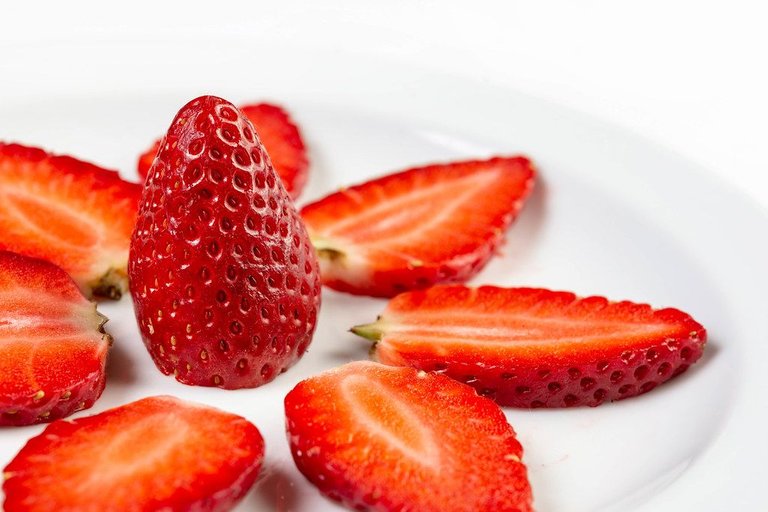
[129,96,321,389]
[138,102,309,199]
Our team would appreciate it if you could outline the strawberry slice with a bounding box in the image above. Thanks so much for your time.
[136,139,161,182]
[3,396,265,511]
[0,251,110,426]
[285,361,533,512]
[0,142,142,298]
[352,285,707,407]
[137,102,309,199]
[239,103,309,199]
[300,156,535,297]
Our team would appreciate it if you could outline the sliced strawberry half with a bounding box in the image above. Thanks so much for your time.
[352,285,707,408]
[285,361,533,512]
[3,395,265,511]
[136,139,161,182]
[300,156,535,297]
[240,103,308,199]
[137,102,309,198]
[0,142,142,298]
[0,251,110,426]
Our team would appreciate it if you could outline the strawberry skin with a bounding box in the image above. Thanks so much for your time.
[0,251,110,426]
[137,102,309,199]
[300,156,535,297]
[136,139,161,182]
[3,396,264,511]
[353,286,707,408]
[129,96,321,389]
[0,142,142,299]
[285,361,533,512]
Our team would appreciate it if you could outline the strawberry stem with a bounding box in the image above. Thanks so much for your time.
[89,267,129,300]
[350,323,384,341]
[311,237,345,262]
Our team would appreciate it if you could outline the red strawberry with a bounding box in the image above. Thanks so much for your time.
[285,361,533,512]
[300,156,535,297]
[0,143,142,298]
[3,395,264,511]
[136,139,161,182]
[137,103,309,199]
[239,103,309,199]
[0,251,110,426]
[129,96,321,389]
[352,285,707,407]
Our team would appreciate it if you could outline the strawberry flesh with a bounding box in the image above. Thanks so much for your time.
[3,395,264,511]
[300,156,535,297]
[353,285,707,407]
[0,251,110,426]
[0,142,141,299]
[137,102,309,199]
[285,361,533,512]
[129,96,321,389]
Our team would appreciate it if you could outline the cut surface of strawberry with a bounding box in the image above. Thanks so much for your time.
[129,96,321,389]
[3,395,264,511]
[285,361,533,512]
[0,251,110,426]
[137,102,309,199]
[0,142,142,298]
[300,156,535,297]
[353,285,707,407]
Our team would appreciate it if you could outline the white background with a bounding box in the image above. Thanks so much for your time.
[3,0,767,211]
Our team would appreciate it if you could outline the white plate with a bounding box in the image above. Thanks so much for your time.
[1,40,767,511]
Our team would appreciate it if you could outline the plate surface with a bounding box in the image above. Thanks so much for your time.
[1,40,766,511]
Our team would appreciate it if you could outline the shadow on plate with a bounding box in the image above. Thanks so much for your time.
[105,334,137,384]
[250,465,307,512]
[499,171,548,269]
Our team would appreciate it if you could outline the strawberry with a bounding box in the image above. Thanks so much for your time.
[239,103,309,199]
[285,361,533,512]
[136,139,161,182]
[129,96,321,389]
[300,156,535,297]
[3,395,264,511]
[0,142,142,299]
[0,251,110,426]
[137,102,309,199]
[352,285,707,407]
